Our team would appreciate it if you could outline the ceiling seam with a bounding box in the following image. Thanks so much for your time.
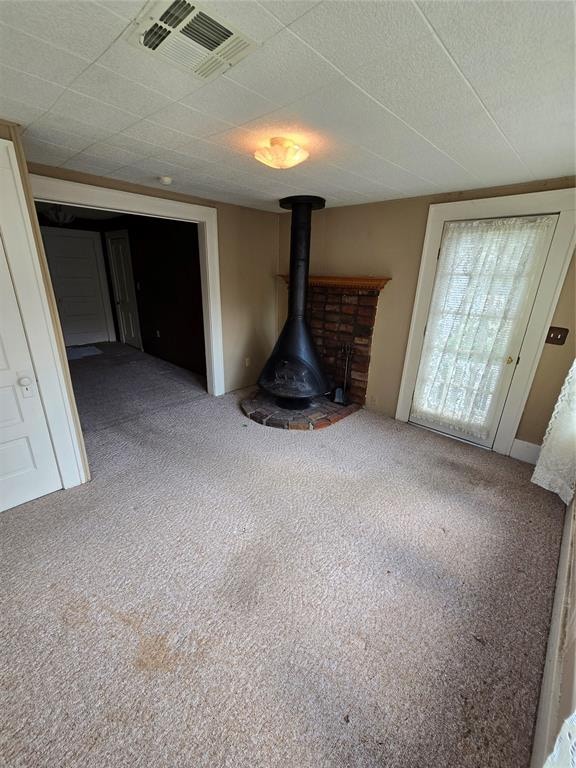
[0,22,97,143]
[93,1,138,23]
[322,162,420,197]
[284,27,484,185]
[218,74,281,108]
[21,14,145,163]
[254,0,322,29]
[0,63,68,131]
[412,0,535,179]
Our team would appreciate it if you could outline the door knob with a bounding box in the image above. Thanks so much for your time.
[506,356,514,365]
[18,376,32,386]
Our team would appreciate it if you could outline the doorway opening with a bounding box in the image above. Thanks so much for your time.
[36,202,208,434]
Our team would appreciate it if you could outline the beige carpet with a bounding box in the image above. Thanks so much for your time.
[67,342,206,433]
[0,348,565,768]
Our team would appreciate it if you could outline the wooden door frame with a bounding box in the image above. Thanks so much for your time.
[396,188,576,456]
[41,226,117,345]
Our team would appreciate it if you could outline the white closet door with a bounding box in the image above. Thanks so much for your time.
[105,230,142,349]
[41,227,115,347]
[0,234,62,511]
[409,214,558,448]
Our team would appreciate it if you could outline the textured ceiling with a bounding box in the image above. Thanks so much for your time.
[1,0,574,211]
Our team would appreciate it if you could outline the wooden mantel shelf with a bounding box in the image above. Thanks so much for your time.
[278,275,391,290]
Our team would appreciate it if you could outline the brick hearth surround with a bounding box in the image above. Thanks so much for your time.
[281,276,390,405]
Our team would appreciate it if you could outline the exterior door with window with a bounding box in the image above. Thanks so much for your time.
[409,215,558,448]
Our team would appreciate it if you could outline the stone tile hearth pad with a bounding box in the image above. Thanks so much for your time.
[240,391,360,430]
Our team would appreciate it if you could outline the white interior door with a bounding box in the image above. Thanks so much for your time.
[105,230,142,349]
[409,214,559,448]
[41,227,116,347]
[0,234,62,512]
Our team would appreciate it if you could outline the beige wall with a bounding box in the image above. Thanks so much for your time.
[279,176,575,444]
[517,255,575,443]
[25,162,279,394]
[216,203,278,391]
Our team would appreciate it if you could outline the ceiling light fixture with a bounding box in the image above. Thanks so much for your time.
[44,204,76,225]
[254,137,309,169]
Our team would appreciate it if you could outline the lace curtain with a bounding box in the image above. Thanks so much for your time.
[532,358,576,504]
[411,215,558,440]
[544,710,576,767]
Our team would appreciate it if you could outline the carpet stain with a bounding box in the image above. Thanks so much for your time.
[61,597,91,628]
[133,634,182,672]
[104,605,193,673]
[109,608,148,633]
[105,708,133,726]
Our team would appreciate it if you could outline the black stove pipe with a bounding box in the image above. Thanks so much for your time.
[257,195,329,404]
[286,196,316,318]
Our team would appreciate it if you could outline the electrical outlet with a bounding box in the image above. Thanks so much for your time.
[546,326,569,345]
[245,357,251,368]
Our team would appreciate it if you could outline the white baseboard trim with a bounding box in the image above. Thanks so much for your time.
[530,500,575,768]
[510,439,541,465]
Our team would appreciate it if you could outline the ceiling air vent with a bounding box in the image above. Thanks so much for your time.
[159,0,193,27]
[126,0,256,81]
[142,23,170,50]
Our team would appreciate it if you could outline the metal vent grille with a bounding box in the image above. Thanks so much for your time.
[181,11,232,51]
[195,56,229,79]
[160,35,208,69]
[126,0,256,81]
[159,0,194,27]
[218,35,251,62]
[142,23,170,50]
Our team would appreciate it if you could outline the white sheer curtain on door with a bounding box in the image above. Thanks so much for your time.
[532,358,576,504]
[411,215,557,440]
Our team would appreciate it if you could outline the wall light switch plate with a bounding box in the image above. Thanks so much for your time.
[546,326,569,345]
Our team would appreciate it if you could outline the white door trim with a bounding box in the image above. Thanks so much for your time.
[30,175,225,398]
[396,187,576,456]
[509,439,541,465]
[0,141,86,488]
